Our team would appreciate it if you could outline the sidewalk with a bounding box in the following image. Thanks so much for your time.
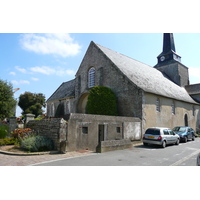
[0,150,93,166]
[0,141,143,166]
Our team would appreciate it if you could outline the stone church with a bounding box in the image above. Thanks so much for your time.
[46,33,200,134]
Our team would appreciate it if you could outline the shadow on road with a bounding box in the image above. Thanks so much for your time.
[134,144,161,149]
[134,144,175,149]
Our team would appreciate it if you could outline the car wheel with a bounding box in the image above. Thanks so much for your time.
[162,141,166,148]
[175,139,180,145]
[192,136,195,141]
[184,137,188,143]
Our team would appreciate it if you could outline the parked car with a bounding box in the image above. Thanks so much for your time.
[172,126,195,143]
[197,153,200,166]
[143,127,180,148]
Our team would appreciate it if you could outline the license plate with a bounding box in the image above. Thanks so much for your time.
[148,136,154,139]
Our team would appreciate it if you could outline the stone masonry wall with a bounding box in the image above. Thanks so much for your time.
[74,42,143,118]
[26,118,67,151]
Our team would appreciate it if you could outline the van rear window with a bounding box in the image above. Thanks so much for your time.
[145,129,160,135]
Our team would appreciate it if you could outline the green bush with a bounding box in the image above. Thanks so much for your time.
[86,86,118,116]
[196,132,200,137]
[0,137,17,145]
[19,135,54,152]
[0,125,9,139]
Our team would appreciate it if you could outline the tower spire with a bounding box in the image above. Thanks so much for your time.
[154,33,189,87]
[163,33,176,53]
[155,33,181,67]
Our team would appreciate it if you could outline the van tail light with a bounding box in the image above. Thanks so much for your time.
[157,136,162,140]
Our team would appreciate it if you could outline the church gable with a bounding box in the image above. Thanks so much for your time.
[75,41,143,117]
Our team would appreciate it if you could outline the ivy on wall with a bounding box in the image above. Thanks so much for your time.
[86,86,118,116]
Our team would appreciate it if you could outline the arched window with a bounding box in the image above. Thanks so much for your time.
[88,67,95,88]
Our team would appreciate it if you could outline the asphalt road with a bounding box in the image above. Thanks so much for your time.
[33,137,200,166]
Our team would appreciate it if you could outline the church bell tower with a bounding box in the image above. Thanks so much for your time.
[154,33,189,87]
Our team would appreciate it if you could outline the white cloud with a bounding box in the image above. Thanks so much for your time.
[11,80,30,85]
[55,69,75,76]
[30,66,54,75]
[20,33,81,57]
[15,66,28,74]
[9,72,16,75]
[30,66,75,77]
[31,77,39,81]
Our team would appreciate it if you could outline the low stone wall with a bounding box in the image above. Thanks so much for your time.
[9,117,17,134]
[26,118,67,151]
[25,114,142,153]
[97,139,133,153]
[67,113,142,152]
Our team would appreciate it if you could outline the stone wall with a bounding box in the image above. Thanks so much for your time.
[143,92,199,134]
[26,114,142,153]
[155,62,189,87]
[9,117,17,134]
[26,118,67,151]
[98,139,132,153]
[67,113,142,152]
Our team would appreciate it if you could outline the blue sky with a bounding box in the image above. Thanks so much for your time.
[1,33,200,117]
[1,1,200,117]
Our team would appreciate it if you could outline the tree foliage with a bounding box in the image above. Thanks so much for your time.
[18,92,46,117]
[86,86,118,116]
[0,79,17,120]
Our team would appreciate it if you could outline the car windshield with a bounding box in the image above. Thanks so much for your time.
[173,127,186,132]
[145,129,160,135]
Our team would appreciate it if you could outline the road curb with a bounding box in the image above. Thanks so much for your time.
[0,140,143,156]
[0,149,59,156]
[132,141,143,146]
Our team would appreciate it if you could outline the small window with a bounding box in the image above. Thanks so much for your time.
[156,98,160,112]
[192,106,195,116]
[116,127,121,133]
[169,130,174,135]
[82,127,88,134]
[145,129,160,135]
[88,67,95,88]
[172,102,175,115]
[164,130,169,135]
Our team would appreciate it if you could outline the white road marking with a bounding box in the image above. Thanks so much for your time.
[170,149,200,166]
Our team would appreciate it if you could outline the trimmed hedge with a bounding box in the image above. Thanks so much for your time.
[86,86,118,116]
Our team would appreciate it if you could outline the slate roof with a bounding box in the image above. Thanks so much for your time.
[95,42,198,104]
[47,79,75,102]
[185,83,200,95]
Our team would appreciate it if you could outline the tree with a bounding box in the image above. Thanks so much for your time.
[86,86,118,116]
[18,92,46,117]
[0,79,17,120]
